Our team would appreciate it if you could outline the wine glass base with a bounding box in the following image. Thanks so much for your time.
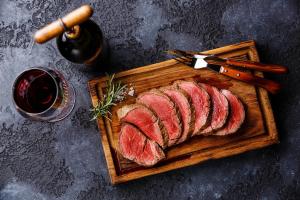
[48,83,76,123]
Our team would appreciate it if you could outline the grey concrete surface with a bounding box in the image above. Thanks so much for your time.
[0,0,300,199]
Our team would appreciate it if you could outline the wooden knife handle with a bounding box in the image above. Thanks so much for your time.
[220,66,281,94]
[34,5,93,44]
[226,59,288,74]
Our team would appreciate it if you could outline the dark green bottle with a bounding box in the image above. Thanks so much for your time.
[57,20,104,65]
[34,5,106,67]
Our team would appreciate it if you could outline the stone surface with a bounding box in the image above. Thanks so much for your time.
[0,0,300,199]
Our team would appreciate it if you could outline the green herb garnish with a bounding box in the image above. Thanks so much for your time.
[91,74,127,120]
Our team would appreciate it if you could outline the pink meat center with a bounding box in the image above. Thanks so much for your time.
[120,125,145,159]
[123,108,162,145]
[163,89,189,142]
[179,82,209,132]
[138,94,180,143]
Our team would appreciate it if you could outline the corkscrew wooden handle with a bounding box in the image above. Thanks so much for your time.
[34,5,93,44]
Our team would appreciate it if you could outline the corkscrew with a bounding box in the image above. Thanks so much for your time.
[34,5,104,65]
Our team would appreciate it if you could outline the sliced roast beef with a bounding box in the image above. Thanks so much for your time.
[175,81,211,136]
[214,90,245,136]
[136,89,182,146]
[117,104,168,148]
[119,123,165,166]
[198,83,229,135]
[160,85,194,144]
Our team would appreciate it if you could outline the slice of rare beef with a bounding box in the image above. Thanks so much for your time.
[175,80,211,136]
[136,89,182,146]
[198,83,229,135]
[160,85,194,144]
[117,104,168,148]
[119,123,165,167]
[214,90,245,136]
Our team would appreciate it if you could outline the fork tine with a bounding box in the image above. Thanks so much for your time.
[166,49,194,66]
[173,49,194,58]
[165,50,182,57]
[173,53,192,62]
[174,57,186,64]
[178,55,192,62]
[166,49,194,59]
[174,57,191,66]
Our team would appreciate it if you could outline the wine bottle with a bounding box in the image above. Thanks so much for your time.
[34,5,105,66]
[56,20,103,64]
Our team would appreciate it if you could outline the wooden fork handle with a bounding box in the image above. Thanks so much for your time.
[226,59,288,74]
[219,66,281,94]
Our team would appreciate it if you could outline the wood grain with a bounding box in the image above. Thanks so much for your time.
[88,40,279,184]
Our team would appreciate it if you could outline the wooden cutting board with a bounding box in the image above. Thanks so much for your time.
[88,40,279,184]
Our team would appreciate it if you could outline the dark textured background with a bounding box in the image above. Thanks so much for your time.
[0,0,300,199]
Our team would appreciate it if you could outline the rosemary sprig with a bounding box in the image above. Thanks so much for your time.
[90,74,127,120]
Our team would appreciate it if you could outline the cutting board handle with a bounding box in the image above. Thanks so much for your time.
[34,5,93,44]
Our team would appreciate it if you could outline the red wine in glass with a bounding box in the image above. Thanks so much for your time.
[14,69,58,113]
[12,67,75,122]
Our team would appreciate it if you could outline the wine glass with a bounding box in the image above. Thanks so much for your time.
[12,67,75,122]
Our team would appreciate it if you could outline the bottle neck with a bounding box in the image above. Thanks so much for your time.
[64,25,81,39]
